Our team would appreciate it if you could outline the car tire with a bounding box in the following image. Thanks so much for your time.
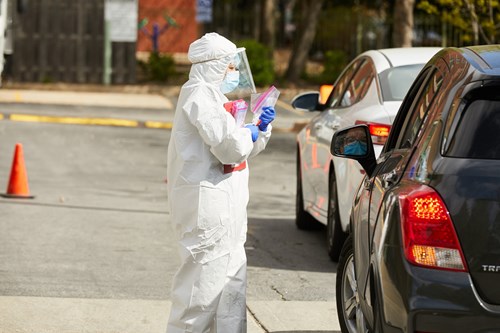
[327,169,346,262]
[296,150,317,230]
[336,235,369,333]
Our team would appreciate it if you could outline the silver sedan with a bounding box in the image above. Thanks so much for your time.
[293,47,441,261]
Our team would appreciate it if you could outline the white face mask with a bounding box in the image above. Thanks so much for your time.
[221,71,240,94]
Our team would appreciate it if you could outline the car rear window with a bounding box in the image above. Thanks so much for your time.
[446,99,500,159]
[379,64,424,101]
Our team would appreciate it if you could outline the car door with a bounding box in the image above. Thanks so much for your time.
[313,58,378,219]
[302,58,364,218]
[354,59,448,314]
[332,59,377,226]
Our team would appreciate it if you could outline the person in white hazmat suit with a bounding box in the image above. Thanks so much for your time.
[166,32,276,333]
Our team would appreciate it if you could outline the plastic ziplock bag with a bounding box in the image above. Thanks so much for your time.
[251,85,280,124]
[223,99,248,127]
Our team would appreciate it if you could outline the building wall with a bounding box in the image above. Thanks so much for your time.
[138,0,198,54]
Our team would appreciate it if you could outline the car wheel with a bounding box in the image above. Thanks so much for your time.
[337,235,369,333]
[327,169,346,262]
[296,150,317,230]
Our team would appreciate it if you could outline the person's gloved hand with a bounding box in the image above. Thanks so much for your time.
[258,106,276,132]
[245,124,259,142]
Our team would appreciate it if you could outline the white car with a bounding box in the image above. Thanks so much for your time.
[292,47,441,261]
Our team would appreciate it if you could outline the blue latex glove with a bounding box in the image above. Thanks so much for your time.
[245,124,259,142]
[258,106,276,132]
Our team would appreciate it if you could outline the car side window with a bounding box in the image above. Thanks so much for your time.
[446,98,500,159]
[396,67,445,149]
[382,67,431,152]
[327,59,364,107]
[339,60,375,107]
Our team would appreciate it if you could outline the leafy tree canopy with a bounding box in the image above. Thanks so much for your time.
[417,0,500,43]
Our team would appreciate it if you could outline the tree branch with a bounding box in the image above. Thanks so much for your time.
[463,0,480,44]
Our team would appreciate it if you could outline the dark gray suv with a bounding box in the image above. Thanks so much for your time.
[332,45,500,332]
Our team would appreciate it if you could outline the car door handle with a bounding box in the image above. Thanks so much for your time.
[314,123,322,130]
[327,121,340,130]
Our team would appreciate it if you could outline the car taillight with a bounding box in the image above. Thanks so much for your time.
[355,120,390,145]
[399,184,467,272]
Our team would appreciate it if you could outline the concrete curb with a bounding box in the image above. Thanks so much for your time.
[0,87,314,133]
[0,112,309,133]
[0,113,172,129]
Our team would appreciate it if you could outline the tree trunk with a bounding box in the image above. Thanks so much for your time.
[285,0,324,83]
[392,0,415,47]
[488,0,495,43]
[376,1,388,49]
[464,0,480,44]
[260,0,275,53]
[253,1,262,41]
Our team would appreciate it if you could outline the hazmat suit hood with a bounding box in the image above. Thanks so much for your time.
[187,33,256,97]
[188,32,237,89]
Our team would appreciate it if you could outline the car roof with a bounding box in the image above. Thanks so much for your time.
[461,45,500,76]
[360,47,442,74]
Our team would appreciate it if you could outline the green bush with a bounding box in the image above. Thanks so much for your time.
[237,40,275,87]
[322,50,347,83]
[139,52,177,82]
[306,50,348,85]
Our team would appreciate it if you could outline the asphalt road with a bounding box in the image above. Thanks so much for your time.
[0,104,339,332]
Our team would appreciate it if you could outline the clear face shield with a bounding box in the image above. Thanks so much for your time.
[222,48,256,98]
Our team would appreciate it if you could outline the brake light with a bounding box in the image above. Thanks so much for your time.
[355,121,391,145]
[399,184,467,272]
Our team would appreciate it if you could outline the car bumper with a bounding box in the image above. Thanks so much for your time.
[377,245,500,333]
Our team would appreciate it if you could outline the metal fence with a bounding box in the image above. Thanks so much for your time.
[208,2,471,61]
[10,0,136,84]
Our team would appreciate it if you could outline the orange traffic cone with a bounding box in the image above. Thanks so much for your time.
[1,143,34,199]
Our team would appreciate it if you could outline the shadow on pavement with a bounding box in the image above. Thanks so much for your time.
[272,331,341,333]
[246,217,336,273]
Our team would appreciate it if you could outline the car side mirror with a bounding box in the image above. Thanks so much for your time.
[291,92,321,111]
[331,125,377,177]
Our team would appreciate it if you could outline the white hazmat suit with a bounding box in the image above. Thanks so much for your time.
[166,33,272,333]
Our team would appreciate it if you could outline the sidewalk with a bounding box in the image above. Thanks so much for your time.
[0,86,315,133]
[0,296,339,333]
